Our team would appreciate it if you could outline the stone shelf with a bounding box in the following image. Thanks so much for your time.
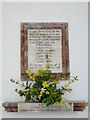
[2,102,88,112]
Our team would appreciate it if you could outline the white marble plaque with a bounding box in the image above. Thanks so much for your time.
[18,103,73,112]
[28,29,62,73]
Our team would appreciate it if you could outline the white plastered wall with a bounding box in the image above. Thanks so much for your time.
[2,2,88,118]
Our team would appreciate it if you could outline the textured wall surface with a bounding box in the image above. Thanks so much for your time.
[2,2,88,118]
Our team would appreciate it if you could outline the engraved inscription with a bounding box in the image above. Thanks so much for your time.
[28,29,62,73]
[18,103,73,112]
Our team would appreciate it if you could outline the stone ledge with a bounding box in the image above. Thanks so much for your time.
[2,102,88,112]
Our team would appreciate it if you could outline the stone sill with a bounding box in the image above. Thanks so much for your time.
[2,102,88,112]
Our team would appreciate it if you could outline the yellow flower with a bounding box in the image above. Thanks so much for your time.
[68,89,72,93]
[38,91,43,100]
[32,74,35,78]
[35,73,39,77]
[29,71,33,76]
[60,101,62,106]
[26,70,29,74]
[61,77,64,80]
[63,103,67,106]
[56,80,60,83]
[61,98,64,101]
[71,79,74,82]
[26,91,29,94]
[69,81,72,84]
[64,84,69,88]
[47,84,49,87]
[20,85,23,88]
[38,95,42,99]
[32,77,35,81]
[42,81,49,88]
[40,91,43,95]
[46,91,49,94]
[64,85,67,88]
[45,64,50,68]
[40,74,43,77]
[67,84,69,87]
[28,68,30,71]
[56,101,59,104]
[30,76,33,79]
[47,59,51,62]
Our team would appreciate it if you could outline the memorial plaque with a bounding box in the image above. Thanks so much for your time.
[21,23,69,80]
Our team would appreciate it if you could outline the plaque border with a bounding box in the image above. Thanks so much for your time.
[21,23,69,81]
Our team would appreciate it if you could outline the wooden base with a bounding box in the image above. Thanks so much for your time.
[2,102,88,112]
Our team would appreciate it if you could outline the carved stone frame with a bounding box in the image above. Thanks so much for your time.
[21,23,69,81]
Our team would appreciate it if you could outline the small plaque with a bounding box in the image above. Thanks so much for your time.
[18,103,73,112]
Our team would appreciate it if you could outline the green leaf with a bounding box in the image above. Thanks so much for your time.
[42,99,47,103]
[10,79,15,82]
[51,98,54,104]
[16,81,19,84]
[46,101,50,107]
[50,73,55,78]
[29,83,32,88]
[54,83,56,89]
[66,72,70,76]
[18,90,23,94]
[15,89,18,92]
[26,81,28,87]
[46,54,48,59]
[68,102,72,106]
[62,86,67,90]
[18,90,25,97]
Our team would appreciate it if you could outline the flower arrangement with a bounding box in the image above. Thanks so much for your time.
[10,55,78,107]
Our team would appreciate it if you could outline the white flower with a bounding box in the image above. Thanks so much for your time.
[41,88,46,93]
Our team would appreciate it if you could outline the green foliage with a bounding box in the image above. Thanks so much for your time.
[26,81,29,88]
[18,90,25,97]
[66,72,70,76]
[68,102,72,106]
[10,55,78,107]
